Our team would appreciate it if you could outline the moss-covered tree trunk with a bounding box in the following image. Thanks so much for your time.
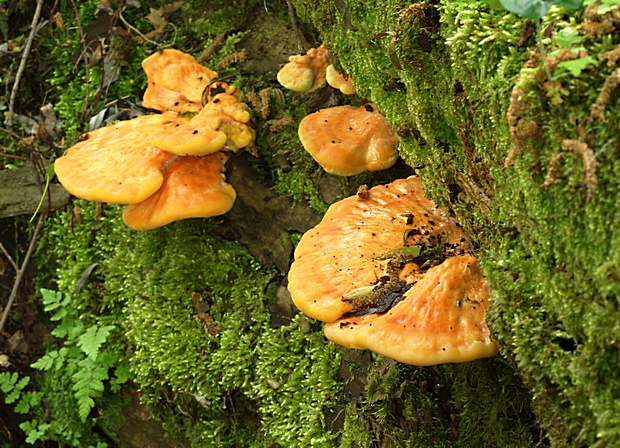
[291,0,620,445]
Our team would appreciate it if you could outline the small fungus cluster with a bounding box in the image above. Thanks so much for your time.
[278,46,399,176]
[287,177,499,366]
[277,45,356,95]
[277,45,332,93]
[55,49,254,230]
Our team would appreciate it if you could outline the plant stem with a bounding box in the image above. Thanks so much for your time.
[5,0,45,128]
[0,213,46,334]
[536,18,553,81]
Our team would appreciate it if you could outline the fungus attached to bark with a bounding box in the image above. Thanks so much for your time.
[298,103,399,176]
[277,46,332,93]
[142,49,218,113]
[122,153,235,230]
[325,64,356,95]
[287,177,498,365]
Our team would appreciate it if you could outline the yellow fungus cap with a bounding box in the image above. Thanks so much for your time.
[277,46,332,93]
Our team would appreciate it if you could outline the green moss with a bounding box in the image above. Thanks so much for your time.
[292,0,620,445]
[40,202,342,446]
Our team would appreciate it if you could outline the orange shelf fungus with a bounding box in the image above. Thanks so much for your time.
[149,90,254,156]
[277,46,332,93]
[54,113,179,204]
[55,48,253,230]
[142,49,218,113]
[122,153,236,230]
[325,64,356,95]
[287,177,499,366]
[298,103,399,176]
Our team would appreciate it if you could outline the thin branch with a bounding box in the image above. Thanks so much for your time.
[0,153,32,162]
[286,0,304,53]
[118,10,162,47]
[6,0,45,128]
[0,127,24,140]
[69,0,91,123]
[0,243,18,273]
[0,213,46,334]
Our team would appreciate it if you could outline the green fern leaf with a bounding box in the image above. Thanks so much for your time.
[14,398,30,414]
[77,395,95,422]
[40,288,68,312]
[14,391,41,414]
[0,372,17,393]
[77,325,115,361]
[5,376,30,402]
[5,389,20,404]
[31,350,63,371]
[21,420,50,444]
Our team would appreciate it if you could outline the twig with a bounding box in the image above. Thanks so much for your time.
[6,0,45,128]
[118,10,163,47]
[0,213,46,334]
[69,0,91,122]
[0,127,24,141]
[286,0,304,53]
[0,153,32,162]
[0,244,18,273]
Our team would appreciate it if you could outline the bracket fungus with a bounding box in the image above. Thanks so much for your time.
[325,64,356,95]
[277,46,332,93]
[142,48,218,113]
[55,49,254,230]
[287,177,499,366]
[54,113,180,204]
[298,103,399,176]
[122,153,235,231]
[149,84,254,156]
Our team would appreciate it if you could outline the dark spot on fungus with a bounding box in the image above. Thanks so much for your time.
[364,104,374,112]
[210,84,226,97]
[342,281,414,318]
[192,130,199,135]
